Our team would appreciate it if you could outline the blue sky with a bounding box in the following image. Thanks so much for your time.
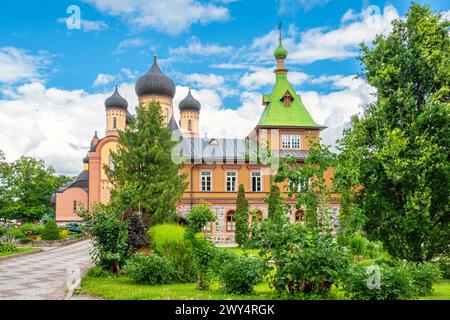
[0,0,448,175]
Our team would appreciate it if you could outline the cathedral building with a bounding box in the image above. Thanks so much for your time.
[53,33,339,243]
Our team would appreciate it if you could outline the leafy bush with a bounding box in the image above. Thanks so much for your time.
[0,226,7,236]
[0,242,17,252]
[19,223,44,236]
[348,233,366,257]
[219,255,262,295]
[80,206,130,273]
[408,262,442,296]
[59,229,69,239]
[436,255,450,279]
[343,263,416,300]
[41,221,61,240]
[283,233,350,297]
[148,224,196,282]
[6,227,25,239]
[124,253,178,285]
[185,204,218,290]
[85,266,118,278]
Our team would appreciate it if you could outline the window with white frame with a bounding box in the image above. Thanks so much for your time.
[251,171,262,192]
[226,210,236,232]
[203,221,212,232]
[281,134,301,149]
[201,171,212,192]
[226,171,237,192]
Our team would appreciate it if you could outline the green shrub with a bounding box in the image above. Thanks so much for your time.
[0,242,17,253]
[19,238,33,244]
[343,263,416,300]
[148,224,197,282]
[124,253,178,285]
[148,224,186,253]
[348,233,367,257]
[0,226,6,236]
[6,227,25,239]
[85,266,118,278]
[436,255,450,279]
[408,262,442,296]
[219,255,262,295]
[283,233,350,297]
[19,223,44,236]
[41,221,61,240]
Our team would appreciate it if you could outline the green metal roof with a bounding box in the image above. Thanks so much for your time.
[257,73,324,128]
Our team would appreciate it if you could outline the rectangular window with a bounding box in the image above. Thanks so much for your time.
[281,134,301,149]
[203,222,212,232]
[201,171,212,192]
[226,171,237,192]
[251,172,262,192]
[73,201,77,213]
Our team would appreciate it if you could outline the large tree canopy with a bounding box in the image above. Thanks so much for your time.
[108,102,187,225]
[336,4,450,262]
[0,152,70,222]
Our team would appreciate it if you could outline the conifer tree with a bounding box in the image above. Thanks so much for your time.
[235,184,249,247]
[266,185,283,219]
[108,101,187,226]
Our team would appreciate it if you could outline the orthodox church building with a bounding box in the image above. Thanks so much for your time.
[53,32,339,243]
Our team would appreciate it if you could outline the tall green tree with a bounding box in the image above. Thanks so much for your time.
[0,155,68,222]
[109,101,187,226]
[235,184,249,247]
[336,4,450,261]
[266,185,282,219]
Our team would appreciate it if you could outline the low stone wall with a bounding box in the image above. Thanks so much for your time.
[17,235,89,248]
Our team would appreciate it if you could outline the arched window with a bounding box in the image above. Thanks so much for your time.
[295,209,305,224]
[109,155,115,172]
[113,117,117,129]
[251,209,264,224]
[188,119,192,131]
[225,210,236,232]
[73,201,77,213]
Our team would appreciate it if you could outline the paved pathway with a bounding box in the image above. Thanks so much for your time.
[0,240,92,300]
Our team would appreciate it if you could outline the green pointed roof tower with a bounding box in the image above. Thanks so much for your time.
[257,25,325,129]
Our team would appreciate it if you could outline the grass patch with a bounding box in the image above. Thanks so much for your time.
[78,273,450,300]
[419,281,450,300]
[79,275,272,300]
[0,247,39,257]
[219,247,260,257]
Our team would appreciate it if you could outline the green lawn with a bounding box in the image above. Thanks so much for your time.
[0,247,39,257]
[78,275,450,300]
[219,247,260,257]
[78,276,273,300]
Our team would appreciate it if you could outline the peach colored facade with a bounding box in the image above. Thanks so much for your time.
[55,188,87,222]
[54,43,340,243]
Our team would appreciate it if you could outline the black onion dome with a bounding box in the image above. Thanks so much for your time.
[135,55,176,99]
[179,89,201,111]
[83,155,89,164]
[105,85,128,110]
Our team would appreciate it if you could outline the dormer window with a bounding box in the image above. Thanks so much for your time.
[281,91,293,107]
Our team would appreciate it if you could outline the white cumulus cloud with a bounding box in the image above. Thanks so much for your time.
[83,0,230,35]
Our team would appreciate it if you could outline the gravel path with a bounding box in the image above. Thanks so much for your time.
[0,240,92,300]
